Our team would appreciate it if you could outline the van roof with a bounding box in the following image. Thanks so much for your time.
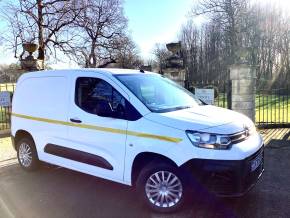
[17,68,158,84]
[21,68,153,77]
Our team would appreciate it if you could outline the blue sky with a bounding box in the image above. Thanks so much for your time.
[124,0,193,59]
[0,0,194,67]
[2,0,289,67]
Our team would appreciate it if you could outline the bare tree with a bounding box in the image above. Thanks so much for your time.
[153,43,171,74]
[2,0,83,62]
[0,63,23,82]
[193,0,249,62]
[180,22,199,82]
[180,0,290,88]
[113,36,143,69]
[64,0,129,68]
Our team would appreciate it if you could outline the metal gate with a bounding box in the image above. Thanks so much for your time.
[256,87,290,128]
[0,83,15,133]
[191,80,290,128]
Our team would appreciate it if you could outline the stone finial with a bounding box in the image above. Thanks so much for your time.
[22,43,38,59]
[234,47,251,65]
[166,42,182,56]
[20,43,44,71]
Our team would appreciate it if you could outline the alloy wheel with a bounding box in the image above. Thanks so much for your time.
[18,142,33,168]
[145,171,183,208]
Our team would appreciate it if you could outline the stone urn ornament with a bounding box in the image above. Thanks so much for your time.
[165,42,183,68]
[20,42,44,71]
[22,43,39,60]
[234,47,251,65]
[166,42,181,56]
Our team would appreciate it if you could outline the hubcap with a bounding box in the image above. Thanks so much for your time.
[19,143,32,167]
[145,171,183,208]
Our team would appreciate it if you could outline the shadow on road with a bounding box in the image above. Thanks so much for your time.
[0,130,289,218]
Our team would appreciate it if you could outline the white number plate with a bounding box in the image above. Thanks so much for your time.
[251,153,263,172]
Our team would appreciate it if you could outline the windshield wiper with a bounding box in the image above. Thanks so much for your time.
[198,99,208,105]
[173,106,191,110]
[151,106,192,113]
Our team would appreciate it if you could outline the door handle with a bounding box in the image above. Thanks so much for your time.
[70,118,82,123]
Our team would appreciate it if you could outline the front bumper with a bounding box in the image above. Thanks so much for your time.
[182,146,264,197]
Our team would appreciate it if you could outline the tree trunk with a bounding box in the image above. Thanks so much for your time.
[37,0,45,60]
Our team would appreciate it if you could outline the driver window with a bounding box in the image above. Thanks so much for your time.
[75,77,126,118]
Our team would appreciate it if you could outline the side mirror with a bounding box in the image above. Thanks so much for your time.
[96,100,114,117]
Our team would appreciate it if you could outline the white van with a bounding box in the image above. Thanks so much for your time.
[11,69,264,212]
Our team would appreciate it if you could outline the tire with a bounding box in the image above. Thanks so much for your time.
[136,161,191,213]
[16,137,39,171]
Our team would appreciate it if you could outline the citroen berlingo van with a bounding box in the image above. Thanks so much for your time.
[11,69,264,212]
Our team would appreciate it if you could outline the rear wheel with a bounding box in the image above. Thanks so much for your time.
[16,137,39,171]
[136,162,190,213]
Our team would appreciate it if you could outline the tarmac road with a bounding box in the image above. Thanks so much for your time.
[0,144,290,218]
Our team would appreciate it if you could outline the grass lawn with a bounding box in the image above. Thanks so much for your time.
[0,83,16,92]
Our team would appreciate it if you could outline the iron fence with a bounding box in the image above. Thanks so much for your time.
[0,83,16,131]
[256,87,290,128]
[192,81,290,128]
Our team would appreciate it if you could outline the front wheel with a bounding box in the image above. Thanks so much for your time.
[136,162,190,213]
[16,137,39,171]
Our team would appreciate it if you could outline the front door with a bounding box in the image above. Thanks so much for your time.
[65,74,129,182]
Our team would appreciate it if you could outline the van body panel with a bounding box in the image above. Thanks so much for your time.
[12,75,69,158]
[123,117,185,184]
[145,105,254,134]
[66,72,129,181]
[11,69,264,190]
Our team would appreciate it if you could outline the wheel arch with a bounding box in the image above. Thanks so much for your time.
[14,130,35,149]
[131,152,178,186]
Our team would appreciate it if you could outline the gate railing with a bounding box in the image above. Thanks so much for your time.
[0,83,16,132]
[256,87,290,128]
[191,81,290,128]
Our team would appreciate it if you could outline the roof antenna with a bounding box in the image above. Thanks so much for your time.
[139,69,145,73]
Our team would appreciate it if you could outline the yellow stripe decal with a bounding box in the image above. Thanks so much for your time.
[11,113,182,143]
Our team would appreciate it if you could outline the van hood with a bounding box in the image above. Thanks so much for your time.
[145,105,254,134]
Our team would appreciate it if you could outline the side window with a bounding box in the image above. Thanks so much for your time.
[75,77,141,120]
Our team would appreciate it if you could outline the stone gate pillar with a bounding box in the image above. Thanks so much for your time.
[230,64,256,121]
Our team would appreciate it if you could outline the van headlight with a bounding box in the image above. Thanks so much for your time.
[186,131,231,150]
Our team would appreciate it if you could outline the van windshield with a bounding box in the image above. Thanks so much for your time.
[115,74,202,113]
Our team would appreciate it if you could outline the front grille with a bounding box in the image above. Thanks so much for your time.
[205,170,237,194]
[246,146,263,162]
